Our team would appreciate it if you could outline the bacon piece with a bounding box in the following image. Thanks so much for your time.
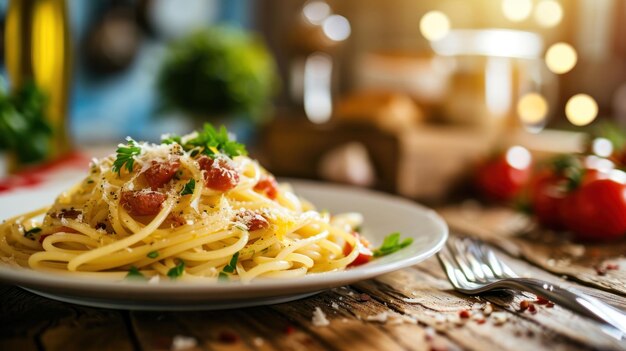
[49,208,82,220]
[142,160,180,190]
[254,174,279,199]
[120,190,166,216]
[198,156,239,191]
[235,210,269,231]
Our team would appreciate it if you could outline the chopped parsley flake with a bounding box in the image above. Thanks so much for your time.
[373,232,413,257]
[112,138,141,176]
[126,266,146,280]
[219,252,239,280]
[147,251,159,259]
[218,272,229,281]
[161,124,247,158]
[180,179,195,196]
[167,260,185,279]
[24,227,42,239]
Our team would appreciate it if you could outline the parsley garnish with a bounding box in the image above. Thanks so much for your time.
[24,227,42,239]
[218,252,239,281]
[112,138,141,176]
[162,124,247,158]
[167,260,185,279]
[126,266,146,280]
[373,232,413,257]
[180,179,195,195]
[218,272,229,281]
[147,251,159,259]
[161,134,182,145]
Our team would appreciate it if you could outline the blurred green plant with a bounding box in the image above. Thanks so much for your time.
[0,81,52,164]
[157,26,278,122]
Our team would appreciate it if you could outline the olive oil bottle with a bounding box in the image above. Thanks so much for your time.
[5,0,72,161]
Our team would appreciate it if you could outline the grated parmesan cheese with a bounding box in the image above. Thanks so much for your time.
[312,307,330,327]
[170,335,197,351]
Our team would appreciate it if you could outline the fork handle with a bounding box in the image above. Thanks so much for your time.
[498,277,626,336]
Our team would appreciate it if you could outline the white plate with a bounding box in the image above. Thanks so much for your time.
[0,179,448,310]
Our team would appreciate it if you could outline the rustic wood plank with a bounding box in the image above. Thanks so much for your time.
[270,286,460,351]
[352,254,626,351]
[0,284,135,351]
[440,205,626,296]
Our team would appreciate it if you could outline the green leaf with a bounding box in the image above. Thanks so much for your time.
[229,252,240,268]
[161,134,182,145]
[373,232,413,257]
[185,124,247,158]
[180,179,195,196]
[221,252,240,274]
[112,138,142,176]
[218,272,229,281]
[0,81,52,164]
[24,227,41,239]
[167,260,185,279]
[126,266,146,280]
[147,251,159,259]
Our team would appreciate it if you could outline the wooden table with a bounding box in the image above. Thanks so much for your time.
[1,205,625,351]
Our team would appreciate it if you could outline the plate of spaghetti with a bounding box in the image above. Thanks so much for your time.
[0,125,447,310]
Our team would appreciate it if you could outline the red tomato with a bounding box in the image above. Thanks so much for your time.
[143,160,180,190]
[343,232,373,267]
[198,156,240,192]
[529,170,566,230]
[475,150,532,202]
[561,179,626,241]
[254,175,279,199]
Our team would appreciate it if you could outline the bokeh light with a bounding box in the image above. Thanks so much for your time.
[303,1,331,25]
[419,11,450,41]
[502,0,533,22]
[322,15,351,41]
[592,138,613,158]
[517,93,548,124]
[534,0,563,27]
[545,43,577,74]
[506,146,532,170]
[565,94,598,126]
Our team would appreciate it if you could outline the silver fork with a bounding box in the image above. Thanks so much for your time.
[437,236,626,338]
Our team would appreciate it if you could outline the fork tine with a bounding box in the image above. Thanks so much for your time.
[447,238,477,282]
[463,238,496,280]
[456,238,487,281]
[437,247,461,289]
[478,241,518,278]
[437,245,475,290]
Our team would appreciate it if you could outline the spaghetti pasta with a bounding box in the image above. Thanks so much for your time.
[0,125,372,282]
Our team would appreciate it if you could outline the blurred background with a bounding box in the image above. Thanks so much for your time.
[1,0,626,203]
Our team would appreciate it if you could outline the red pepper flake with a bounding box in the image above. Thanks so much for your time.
[528,304,537,314]
[595,266,607,276]
[535,296,549,305]
[606,263,619,270]
[546,302,555,308]
[476,318,486,325]
[459,310,470,319]
[217,330,239,343]
[359,293,371,302]
[519,300,530,311]
[284,325,296,335]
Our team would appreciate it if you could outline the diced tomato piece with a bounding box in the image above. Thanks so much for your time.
[143,160,180,190]
[38,233,51,243]
[198,156,240,191]
[254,175,279,199]
[120,190,166,216]
[344,232,373,267]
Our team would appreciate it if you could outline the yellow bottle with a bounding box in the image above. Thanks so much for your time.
[5,0,72,162]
